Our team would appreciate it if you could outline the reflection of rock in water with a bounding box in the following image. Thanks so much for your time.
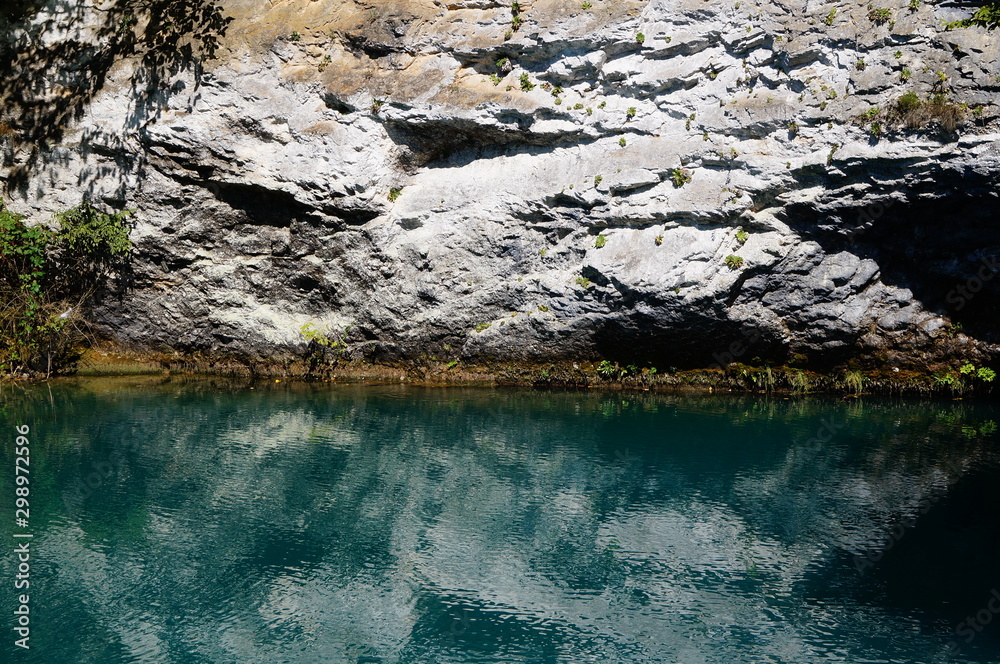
[15,383,1000,662]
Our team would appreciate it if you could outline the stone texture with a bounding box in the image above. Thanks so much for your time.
[2,0,999,369]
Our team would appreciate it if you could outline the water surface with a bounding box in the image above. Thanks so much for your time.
[2,379,999,663]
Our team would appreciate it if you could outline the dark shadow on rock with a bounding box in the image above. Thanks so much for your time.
[0,0,232,196]
[781,167,1000,345]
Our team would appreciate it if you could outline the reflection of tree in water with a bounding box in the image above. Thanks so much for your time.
[0,0,231,190]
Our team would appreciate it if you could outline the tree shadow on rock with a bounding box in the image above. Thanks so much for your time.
[0,0,232,196]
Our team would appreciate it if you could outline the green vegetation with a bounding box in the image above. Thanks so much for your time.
[388,187,402,202]
[300,322,350,350]
[842,370,865,394]
[827,143,839,165]
[582,0,592,8]
[370,98,385,113]
[867,7,892,24]
[788,370,811,394]
[626,106,636,120]
[619,137,627,147]
[945,1,1000,29]
[490,73,502,85]
[908,0,919,10]
[519,73,534,91]
[594,234,607,248]
[575,276,592,288]
[594,175,603,186]
[475,322,491,332]
[596,360,617,378]
[670,168,692,187]
[933,361,996,392]
[1,200,131,376]
[511,0,524,31]
[289,31,301,41]
[655,234,663,245]
[725,254,744,270]
[735,230,749,245]
[824,8,837,25]
[636,32,645,44]
[860,92,968,134]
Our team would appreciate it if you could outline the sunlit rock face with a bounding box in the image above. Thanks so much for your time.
[2,0,999,367]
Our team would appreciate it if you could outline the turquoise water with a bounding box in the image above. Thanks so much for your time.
[2,379,1000,663]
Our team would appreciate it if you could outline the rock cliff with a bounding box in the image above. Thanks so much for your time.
[2,0,999,372]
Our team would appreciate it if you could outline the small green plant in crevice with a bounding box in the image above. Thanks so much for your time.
[827,143,839,165]
[594,175,603,187]
[474,322,491,332]
[655,234,663,245]
[787,120,800,136]
[867,7,892,24]
[289,31,301,42]
[626,106,636,120]
[670,168,692,187]
[842,369,865,395]
[596,360,618,379]
[582,0,592,8]
[900,68,911,82]
[594,234,607,248]
[318,54,332,72]
[575,276,592,288]
[735,229,749,246]
[300,322,350,351]
[598,100,607,109]
[519,73,535,91]
[824,7,837,25]
[725,254,744,270]
[869,120,883,138]
[635,32,645,45]
[908,0,919,10]
[619,137,627,147]
[370,98,385,113]
[893,50,903,58]
[788,370,811,394]
[388,187,403,202]
[489,73,502,85]
[510,0,524,31]
[855,58,866,71]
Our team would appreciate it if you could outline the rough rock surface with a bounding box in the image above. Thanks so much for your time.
[2,0,999,369]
